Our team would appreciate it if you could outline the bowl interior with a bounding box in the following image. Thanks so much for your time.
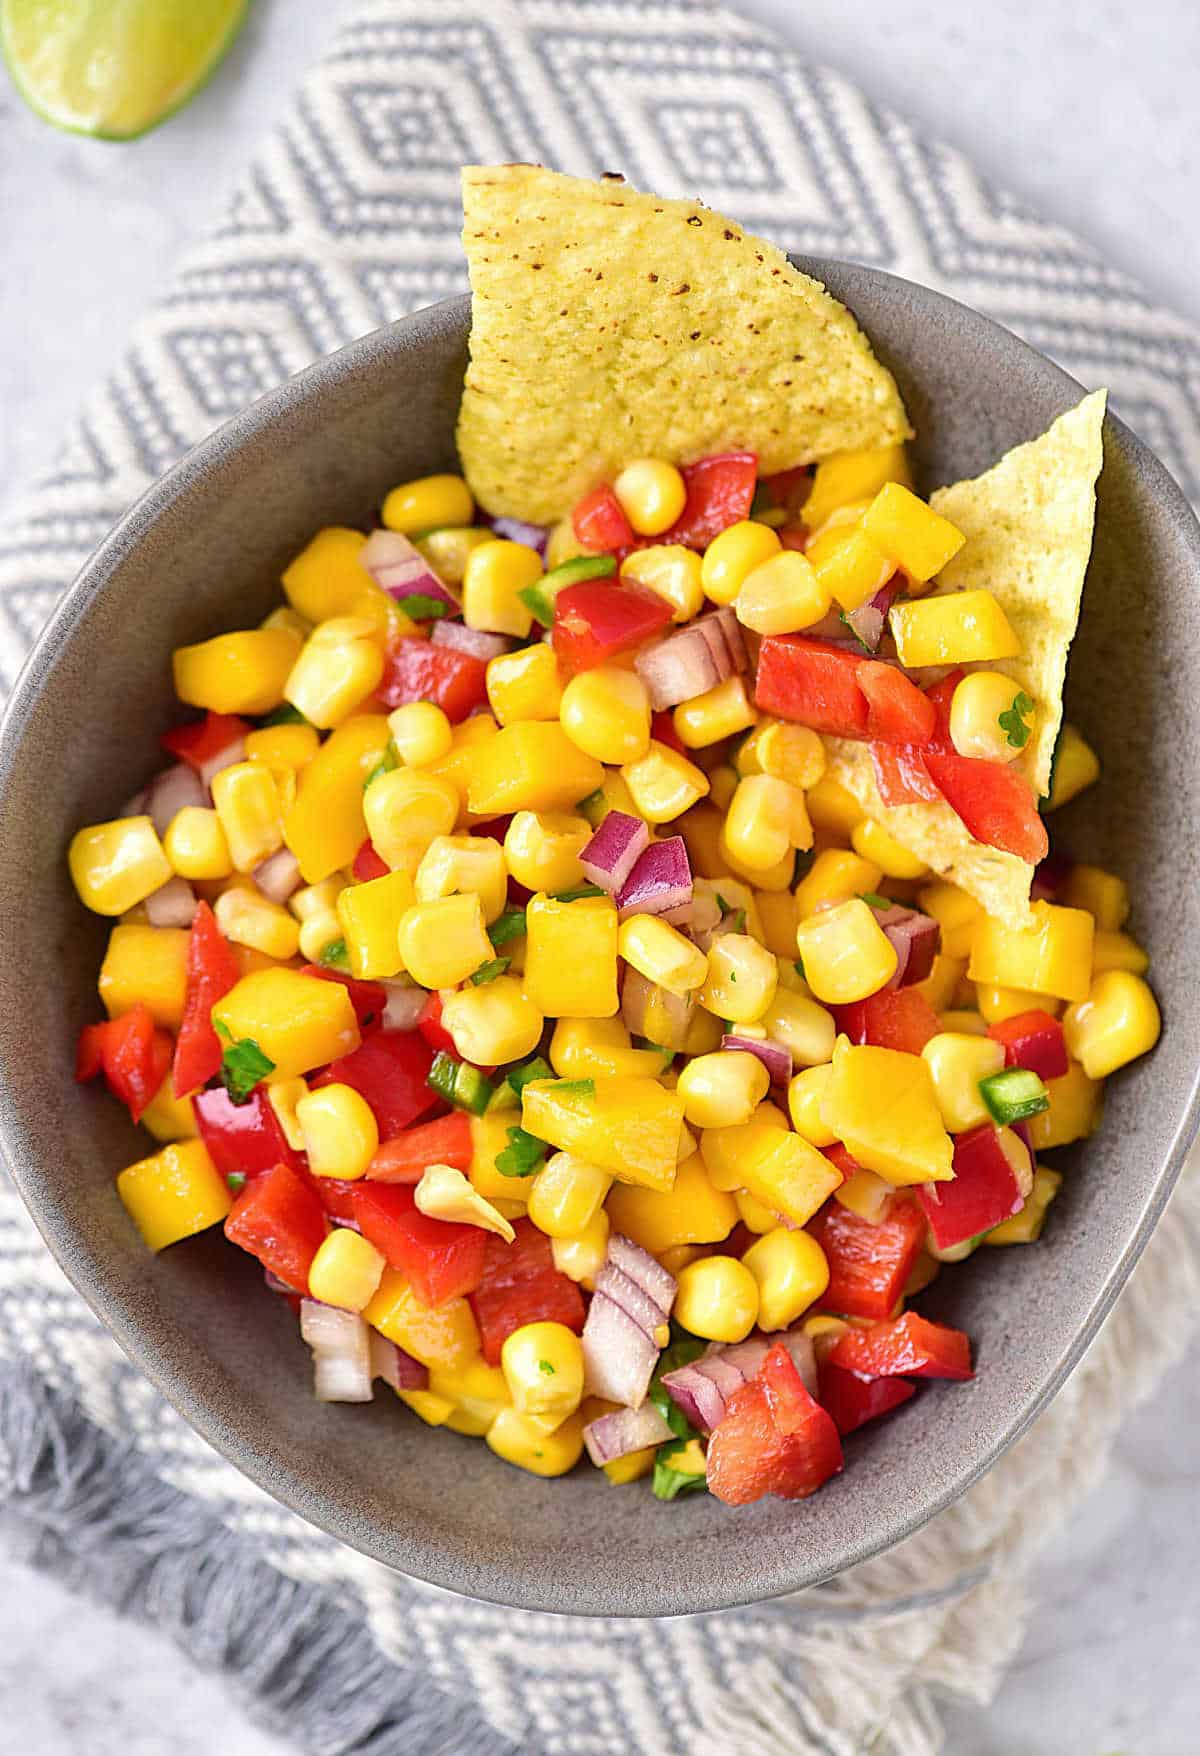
[1,264,1198,1618]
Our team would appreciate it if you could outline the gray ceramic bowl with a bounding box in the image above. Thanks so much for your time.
[1,261,1198,1619]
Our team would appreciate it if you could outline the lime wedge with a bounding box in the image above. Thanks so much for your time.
[1,0,249,139]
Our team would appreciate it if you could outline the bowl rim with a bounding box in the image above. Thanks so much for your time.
[2,262,1199,1618]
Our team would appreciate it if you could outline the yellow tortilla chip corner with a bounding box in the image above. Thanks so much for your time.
[457,164,912,524]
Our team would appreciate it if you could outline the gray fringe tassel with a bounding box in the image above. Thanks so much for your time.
[0,1362,520,1756]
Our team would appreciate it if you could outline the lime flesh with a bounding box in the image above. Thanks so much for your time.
[1,0,250,139]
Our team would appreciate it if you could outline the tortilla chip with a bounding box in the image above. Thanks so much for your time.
[457,164,911,524]
[828,389,1107,923]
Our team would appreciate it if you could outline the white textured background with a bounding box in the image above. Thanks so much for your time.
[1,0,1197,1749]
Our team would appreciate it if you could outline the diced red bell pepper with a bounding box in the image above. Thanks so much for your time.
[706,1342,843,1505]
[366,1112,474,1183]
[311,1030,436,1138]
[821,1142,860,1184]
[224,1161,328,1293]
[173,901,240,1099]
[761,465,813,517]
[352,839,391,882]
[416,992,456,1057]
[378,636,488,722]
[987,1009,1069,1080]
[917,1122,1030,1250]
[160,711,249,771]
[835,987,941,1054]
[301,964,388,1030]
[572,484,635,553]
[923,669,965,749]
[806,1197,926,1321]
[817,1361,917,1435]
[470,1218,586,1365]
[756,635,871,738]
[353,1183,487,1307]
[660,452,758,550]
[870,741,942,807]
[924,750,1049,864]
[828,1310,973,1381]
[194,1086,303,1182]
[651,709,686,754]
[306,1174,361,1224]
[856,660,937,745]
[75,1002,172,1124]
[552,579,673,676]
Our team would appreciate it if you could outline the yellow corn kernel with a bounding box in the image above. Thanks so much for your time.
[1092,930,1149,977]
[528,1151,612,1239]
[215,883,301,961]
[99,924,189,1030]
[245,725,320,773]
[1063,969,1161,1079]
[674,1255,759,1343]
[414,525,495,586]
[548,1017,663,1081]
[920,1031,1005,1132]
[986,1165,1062,1245]
[414,833,507,923]
[699,932,778,1024]
[762,990,836,1068]
[427,1358,511,1435]
[284,616,384,729]
[787,1064,837,1145]
[794,848,882,919]
[833,1166,894,1223]
[211,762,284,873]
[1046,723,1101,811]
[861,481,965,581]
[267,1078,309,1152]
[553,668,650,770]
[892,589,1021,668]
[969,901,1095,1004]
[283,713,391,885]
[754,889,798,959]
[1059,864,1130,932]
[363,1269,480,1370]
[802,444,911,531]
[173,628,302,720]
[484,643,563,727]
[620,544,705,622]
[212,967,359,1080]
[396,893,493,989]
[851,816,931,880]
[742,1228,830,1330]
[813,522,893,612]
[731,1188,776,1233]
[308,1229,386,1312]
[487,1405,584,1476]
[524,892,619,1019]
[940,1008,988,1036]
[442,976,544,1066]
[755,722,828,793]
[335,869,415,979]
[948,671,1031,765]
[282,527,373,622]
[735,548,831,633]
[822,1038,954,1186]
[363,767,459,873]
[618,914,708,998]
[551,1209,610,1286]
[69,817,173,916]
[795,897,897,1004]
[605,1151,737,1255]
[916,952,967,1014]
[261,604,311,642]
[697,765,732,812]
[522,1075,683,1193]
[698,1100,788,1190]
[723,774,810,874]
[382,472,473,534]
[676,1051,769,1130]
[917,880,982,961]
[381,701,450,768]
[393,1388,455,1426]
[462,539,540,637]
[673,675,758,750]
[504,811,592,894]
[612,458,687,535]
[295,1083,379,1182]
[467,721,603,818]
[976,984,1061,1025]
[117,1140,231,1252]
[290,872,348,922]
[701,520,781,605]
[162,806,232,882]
[804,774,865,843]
[298,910,344,964]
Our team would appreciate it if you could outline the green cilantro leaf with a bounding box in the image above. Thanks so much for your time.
[489,907,527,947]
[860,891,893,911]
[362,742,400,790]
[396,593,453,620]
[715,892,732,913]
[225,1172,247,1194]
[998,690,1035,750]
[495,1126,548,1179]
[219,1037,275,1105]
[507,1056,554,1098]
[538,1359,556,1376]
[652,1437,707,1501]
[259,703,309,727]
[794,956,806,981]
[551,884,606,902]
[728,909,747,933]
[470,957,511,986]
[319,938,350,971]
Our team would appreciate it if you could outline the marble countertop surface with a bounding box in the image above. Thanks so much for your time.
[1,0,1197,1749]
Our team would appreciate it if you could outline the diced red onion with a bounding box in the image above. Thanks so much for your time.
[299,1300,374,1402]
[720,1034,792,1087]
[845,579,900,653]
[583,1400,674,1466]
[431,620,512,661]
[379,982,427,1033]
[145,762,206,836]
[145,875,198,929]
[658,1366,726,1434]
[361,527,461,616]
[620,966,695,1051]
[369,1330,428,1392]
[1031,849,1074,902]
[872,905,940,989]
[615,836,693,920]
[199,738,246,792]
[579,811,650,894]
[253,847,301,905]
[634,626,723,710]
[661,1326,817,1434]
[265,1269,299,1296]
[711,606,749,674]
[607,1233,677,1317]
[594,1263,670,1345]
[486,515,549,556]
[581,1292,661,1408]
[777,1328,818,1396]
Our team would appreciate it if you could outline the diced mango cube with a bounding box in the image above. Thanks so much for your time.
[212,968,360,1080]
[605,1151,738,1254]
[466,722,603,817]
[117,1140,231,1252]
[282,526,374,623]
[1028,1058,1101,1150]
[860,482,965,582]
[99,925,190,1030]
[794,849,882,918]
[138,1078,198,1144]
[1063,969,1161,1078]
[822,1038,954,1185]
[1059,864,1130,932]
[173,627,301,717]
[523,892,619,1018]
[363,1269,481,1370]
[283,714,391,883]
[1045,723,1100,810]
[521,1076,684,1192]
[737,1128,843,1228]
[699,1102,790,1190]
[968,901,1095,1004]
[891,589,1020,667]
[336,870,415,980]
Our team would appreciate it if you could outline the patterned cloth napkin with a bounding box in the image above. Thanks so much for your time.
[2,4,1200,1752]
